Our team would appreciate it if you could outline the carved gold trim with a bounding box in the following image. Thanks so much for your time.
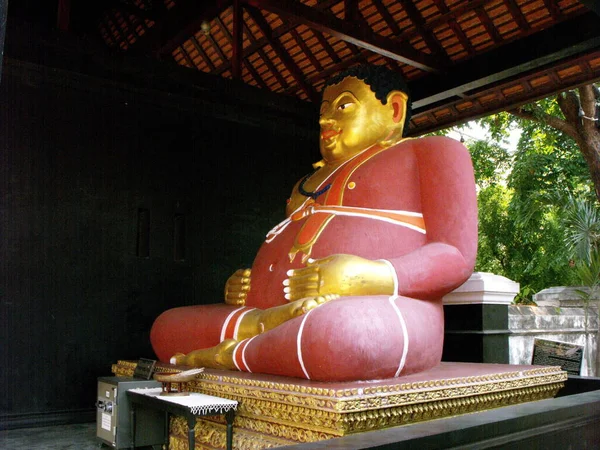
[170,416,290,450]
[163,383,562,448]
[111,360,566,448]
[112,361,566,413]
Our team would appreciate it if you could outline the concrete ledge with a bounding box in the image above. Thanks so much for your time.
[443,272,519,305]
[534,286,599,307]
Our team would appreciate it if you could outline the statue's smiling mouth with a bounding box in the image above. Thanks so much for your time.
[321,129,342,140]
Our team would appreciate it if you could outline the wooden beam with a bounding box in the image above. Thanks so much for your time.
[105,0,162,21]
[475,6,502,44]
[119,11,138,47]
[400,0,491,43]
[179,45,196,69]
[283,50,365,95]
[216,16,234,42]
[245,0,442,72]
[190,36,216,71]
[245,4,318,102]
[57,0,71,31]
[542,0,562,21]
[409,57,600,136]
[0,0,6,83]
[344,0,360,23]
[431,0,475,55]
[313,30,342,64]
[206,31,229,65]
[503,0,530,31]
[232,0,243,79]
[154,0,233,56]
[580,0,600,17]
[398,0,449,62]
[410,12,600,110]
[290,28,323,72]
[212,0,340,76]
[244,57,270,89]
[241,18,288,89]
[372,0,402,36]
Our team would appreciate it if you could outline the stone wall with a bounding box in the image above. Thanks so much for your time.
[443,274,599,377]
[509,305,598,376]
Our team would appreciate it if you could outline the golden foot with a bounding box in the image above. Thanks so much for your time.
[170,353,186,365]
[213,339,237,369]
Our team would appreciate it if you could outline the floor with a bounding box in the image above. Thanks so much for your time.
[0,422,161,450]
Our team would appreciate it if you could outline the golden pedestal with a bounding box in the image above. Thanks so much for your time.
[112,360,566,450]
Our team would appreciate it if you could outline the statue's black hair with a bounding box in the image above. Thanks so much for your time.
[323,64,412,127]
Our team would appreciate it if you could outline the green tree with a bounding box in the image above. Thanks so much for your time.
[485,83,600,200]
[436,84,598,294]
[463,99,593,293]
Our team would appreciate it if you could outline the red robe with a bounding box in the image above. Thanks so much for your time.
[151,136,478,381]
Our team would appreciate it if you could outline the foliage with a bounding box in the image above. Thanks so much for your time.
[513,285,537,305]
[564,195,600,264]
[468,140,511,188]
[435,84,599,295]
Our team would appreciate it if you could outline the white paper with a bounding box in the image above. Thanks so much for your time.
[101,412,111,431]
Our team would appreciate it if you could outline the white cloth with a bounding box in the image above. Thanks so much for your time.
[128,387,238,415]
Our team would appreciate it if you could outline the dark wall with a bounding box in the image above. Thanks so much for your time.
[0,33,318,427]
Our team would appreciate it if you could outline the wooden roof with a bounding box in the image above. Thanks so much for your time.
[77,1,600,134]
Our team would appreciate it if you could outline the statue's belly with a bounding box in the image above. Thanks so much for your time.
[247,215,427,309]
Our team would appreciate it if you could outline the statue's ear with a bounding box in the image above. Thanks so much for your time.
[387,91,408,124]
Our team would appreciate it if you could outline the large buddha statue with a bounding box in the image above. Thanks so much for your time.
[150,64,478,382]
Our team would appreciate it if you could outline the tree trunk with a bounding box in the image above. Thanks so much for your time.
[575,133,600,201]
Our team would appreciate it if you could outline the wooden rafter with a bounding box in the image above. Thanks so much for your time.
[503,0,530,31]
[244,56,269,89]
[206,28,229,65]
[57,0,71,31]
[204,0,340,77]
[372,0,402,36]
[475,6,503,45]
[232,0,243,79]
[213,13,240,76]
[580,0,600,17]
[290,28,323,73]
[410,12,600,110]
[245,4,318,102]
[120,12,138,45]
[190,36,216,71]
[241,14,289,89]
[344,0,361,23]
[179,45,196,68]
[399,0,491,44]
[431,0,475,56]
[398,0,449,62]
[245,0,442,72]
[409,52,600,136]
[283,47,366,95]
[154,0,233,56]
[313,30,342,64]
[85,0,599,132]
[542,0,562,21]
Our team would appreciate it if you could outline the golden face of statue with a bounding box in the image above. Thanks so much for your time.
[319,76,407,164]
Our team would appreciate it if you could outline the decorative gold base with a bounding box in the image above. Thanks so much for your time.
[113,361,567,450]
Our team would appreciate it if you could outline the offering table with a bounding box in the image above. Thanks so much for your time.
[127,387,237,450]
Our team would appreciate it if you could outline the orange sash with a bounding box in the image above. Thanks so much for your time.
[287,144,426,262]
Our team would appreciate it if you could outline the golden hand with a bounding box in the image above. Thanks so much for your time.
[224,268,251,306]
[283,254,395,301]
